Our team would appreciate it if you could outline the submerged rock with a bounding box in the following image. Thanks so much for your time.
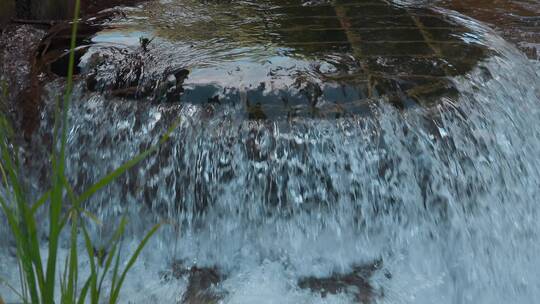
[160,262,225,304]
[298,259,387,303]
[181,267,223,304]
[83,37,190,102]
[0,24,47,137]
[0,9,123,137]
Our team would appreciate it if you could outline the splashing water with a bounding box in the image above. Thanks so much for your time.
[1,1,540,303]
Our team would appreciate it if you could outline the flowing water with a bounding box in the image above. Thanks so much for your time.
[435,0,540,60]
[1,0,540,303]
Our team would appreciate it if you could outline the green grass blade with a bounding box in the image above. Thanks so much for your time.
[47,92,63,304]
[97,243,116,303]
[1,120,47,299]
[81,224,99,304]
[31,190,51,215]
[0,158,9,190]
[77,150,153,204]
[95,217,126,302]
[109,223,161,304]
[59,256,68,302]
[82,210,102,226]
[46,0,81,300]
[59,0,82,170]
[0,276,24,301]
[77,118,180,205]
[65,211,79,303]
[16,258,29,303]
[109,244,123,304]
[77,277,92,304]
[0,88,46,295]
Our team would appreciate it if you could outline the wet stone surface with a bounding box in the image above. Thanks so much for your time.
[0,24,47,137]
[0,11,122,137]
[161,262,225,304]
[79,0,490,119]
[437,0,540,60]
[298,259,387,303]
[181,267,223,304]
[0,0,148,22]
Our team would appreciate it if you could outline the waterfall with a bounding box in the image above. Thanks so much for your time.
[1,1,539,303]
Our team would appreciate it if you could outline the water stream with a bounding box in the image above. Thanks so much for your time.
[1,0,540,303]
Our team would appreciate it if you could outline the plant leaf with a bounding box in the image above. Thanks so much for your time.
[77,118,180,205]
[109,223,161,304]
